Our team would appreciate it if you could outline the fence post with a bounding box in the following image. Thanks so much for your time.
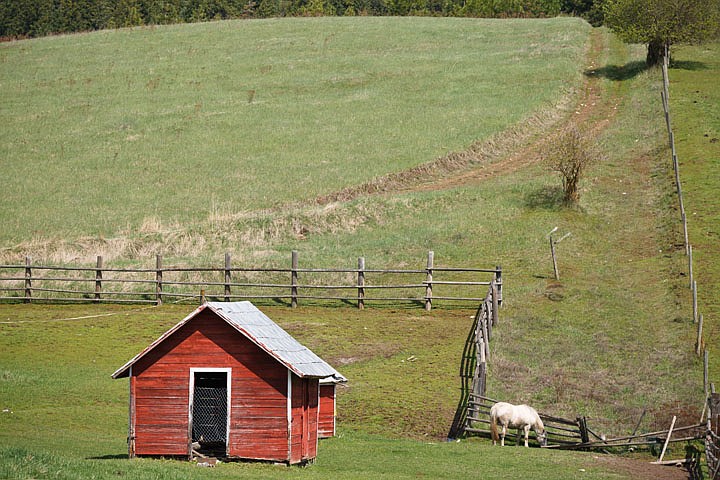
[697,314,704,356]
[95,255,103,302]
[689,245,694,288]
[155,254,163,306]
[693,280,698,324]
[550,235,560,280]
[291,250,298,308]
[425,251,434,311]
[24,256,32,303]
[491,281,499,326]
[357,257,365,310]
[224,252,231,302]
[495,265,502,306]
[705,349,710,399]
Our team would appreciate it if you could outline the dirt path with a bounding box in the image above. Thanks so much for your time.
[402,28,618,194]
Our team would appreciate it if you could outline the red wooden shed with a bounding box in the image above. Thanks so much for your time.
[111,301,344,464]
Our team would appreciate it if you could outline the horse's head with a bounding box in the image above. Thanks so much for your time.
[536,429,548,447]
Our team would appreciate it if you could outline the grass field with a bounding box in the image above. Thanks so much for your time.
[0,16,711,480]
[0,16,589,253]
[667,42,720,382]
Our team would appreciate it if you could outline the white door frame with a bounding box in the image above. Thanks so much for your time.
[188,367,232,456]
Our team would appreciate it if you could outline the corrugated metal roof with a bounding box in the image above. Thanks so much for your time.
[112,301,343,380]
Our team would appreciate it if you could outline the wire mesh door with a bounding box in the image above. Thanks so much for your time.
[192,372,228,445]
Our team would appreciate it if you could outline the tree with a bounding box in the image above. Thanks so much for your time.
[604,0,720,66]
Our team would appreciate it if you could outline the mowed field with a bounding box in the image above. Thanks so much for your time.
[0,16,714,480]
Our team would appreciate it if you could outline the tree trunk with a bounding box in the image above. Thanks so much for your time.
[646,39,666,67]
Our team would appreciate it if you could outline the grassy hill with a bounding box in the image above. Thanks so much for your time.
[0,16,712,480]
[0,16,588,257]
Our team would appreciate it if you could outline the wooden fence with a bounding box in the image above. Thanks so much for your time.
[447,279,499,438]
[660,54,707,359]
[0,251,502,310]
[463,394,589,446]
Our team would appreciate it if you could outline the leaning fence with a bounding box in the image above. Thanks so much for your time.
[0,251,502,310]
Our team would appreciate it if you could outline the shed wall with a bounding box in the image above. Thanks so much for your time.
[318,384,336,438]
[290,375,319,463]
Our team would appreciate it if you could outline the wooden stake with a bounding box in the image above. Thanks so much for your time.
[550,236,559,280]
[705,350,710,399]
[155,254,163,305]
[425,251,434,311]
[94,255,103,302]
[697,314,704,356]
[291,250,298,308]
[653,415,676,464]
[224,252,231,302]
[693,280,698,323]
[357,257,365,310]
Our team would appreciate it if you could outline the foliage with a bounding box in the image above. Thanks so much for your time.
[603,0,720,65]
[543,124,600,204]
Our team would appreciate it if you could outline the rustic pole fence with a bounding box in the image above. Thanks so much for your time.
[1,252,500,309]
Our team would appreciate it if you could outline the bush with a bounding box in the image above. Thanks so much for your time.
[543,125,599,204]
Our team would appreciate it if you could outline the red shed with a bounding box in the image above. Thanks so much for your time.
[111,301,344,464]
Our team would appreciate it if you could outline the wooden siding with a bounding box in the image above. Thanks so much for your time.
[290,375,319,464]
[131,309,293,461]
[318,384,336,438]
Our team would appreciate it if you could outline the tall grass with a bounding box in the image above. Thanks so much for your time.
[0,17,589,248]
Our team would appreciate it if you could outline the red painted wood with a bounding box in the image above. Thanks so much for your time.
[318,384,336,438]
[128,309,320,463]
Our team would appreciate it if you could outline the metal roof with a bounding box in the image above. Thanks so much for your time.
[112,301,343,380]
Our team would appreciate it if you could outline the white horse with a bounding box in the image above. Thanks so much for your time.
[490,402,547,447]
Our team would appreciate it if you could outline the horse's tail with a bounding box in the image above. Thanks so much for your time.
[490,411,499,443]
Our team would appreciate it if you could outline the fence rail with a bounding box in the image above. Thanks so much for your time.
[0,251,502,310]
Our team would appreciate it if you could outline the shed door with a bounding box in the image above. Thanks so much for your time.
[190,369,230,456]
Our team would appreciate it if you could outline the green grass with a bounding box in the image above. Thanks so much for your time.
[666,42,720,381]
[0,436,637,480]
[0,16,589,247]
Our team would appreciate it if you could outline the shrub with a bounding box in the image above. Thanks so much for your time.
[543,125,599,204]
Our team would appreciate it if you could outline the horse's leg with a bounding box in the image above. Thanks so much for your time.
[523,425,530,447]
[501,424,507,447]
